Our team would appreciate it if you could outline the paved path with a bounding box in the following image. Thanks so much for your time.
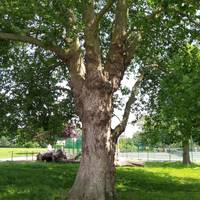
[0,156,37,162]
[116,152,200,162]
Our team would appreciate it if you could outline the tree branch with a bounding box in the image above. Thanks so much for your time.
[146,7,164,20]
[124,33,141,67]
[104,0,128,91]
[65,9,85,76]
[0,31,86,97]
[83,1,102,72]
[122,6,165,67]
[0,32,70,61]
[113,113,121,123]
[55,86,72,94]
[95,0,115,25]
[67,37,86,93]
[112,74,144,141]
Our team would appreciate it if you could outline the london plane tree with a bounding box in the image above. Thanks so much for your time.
[0,0,199,199]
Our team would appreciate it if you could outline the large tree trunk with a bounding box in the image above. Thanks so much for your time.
[182,140,191,165]
[68,87,116,200]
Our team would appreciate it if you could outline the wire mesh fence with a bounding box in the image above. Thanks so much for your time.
[2,149,200,162]
[115,150,200,162]
[1,137,200,162]
[0,141,80,161]
[0,151,39,161]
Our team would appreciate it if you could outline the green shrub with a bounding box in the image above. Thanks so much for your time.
[0,136,10,147]
[23,141,40,148]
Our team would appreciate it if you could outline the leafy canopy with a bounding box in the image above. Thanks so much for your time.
[142,45,200,146]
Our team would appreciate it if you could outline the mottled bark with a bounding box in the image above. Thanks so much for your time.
[182,140,191,165]
[67,2,128,197]
[68,86,116,200]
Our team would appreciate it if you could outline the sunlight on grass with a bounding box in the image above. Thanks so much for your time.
[0,162,200,200]
[0,148,46,158]
[144,162,200,183]
[116,162,200,200]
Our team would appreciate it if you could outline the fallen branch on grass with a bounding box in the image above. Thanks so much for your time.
[115,159,144,167]
[36,149,81,163]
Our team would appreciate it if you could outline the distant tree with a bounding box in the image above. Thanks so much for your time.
[118,137,137,152]
[0,47,75,145]
[142,46,200,165]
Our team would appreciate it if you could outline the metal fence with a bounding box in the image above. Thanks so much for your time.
[0,151,38,161]
[0,148,80,161]
[1,138,200,162]
[2,150,200,162]
[64,138,82,155]
[115,149,200,162]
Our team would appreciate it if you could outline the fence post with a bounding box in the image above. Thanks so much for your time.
[125,137,127,158]
[11,151,13,161]
[132,139,134,158]
[191,138,193,162]
[26,152,28,160]
[73,139,74,155]
[168,146,171,162]
[147,147,149,161]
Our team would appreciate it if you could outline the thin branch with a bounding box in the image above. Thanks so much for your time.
[0,32,70,61]
[112,113,121,123]
[124,34,141,67]
[95,0,115,25]
[112,74,144,141]
[55,86,71,94]
[146,7,164,20]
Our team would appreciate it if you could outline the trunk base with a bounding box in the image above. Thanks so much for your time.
[183,140,191,165]
[68,156,116,200]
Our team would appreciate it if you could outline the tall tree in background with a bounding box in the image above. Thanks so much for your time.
[0,46,75,145]
[142,46,200,165]
[0,1,199,199]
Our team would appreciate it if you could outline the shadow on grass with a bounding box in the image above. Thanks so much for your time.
[116,163,200,200]
[0,162,200,200]
[0,162,78,200]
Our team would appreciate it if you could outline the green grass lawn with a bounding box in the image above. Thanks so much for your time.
[0,162,200,200]
[0,148,46,158]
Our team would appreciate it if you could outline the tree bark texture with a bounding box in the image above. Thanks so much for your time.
[182,140,191,165]
[68,85,116,200]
